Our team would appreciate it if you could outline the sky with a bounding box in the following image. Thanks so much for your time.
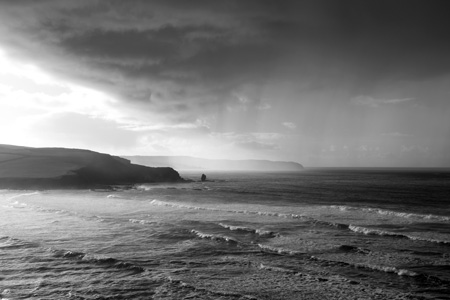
[0,0,449,167]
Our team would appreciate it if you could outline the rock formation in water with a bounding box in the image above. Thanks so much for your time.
[0,144,183,189]
[201,174,206,181]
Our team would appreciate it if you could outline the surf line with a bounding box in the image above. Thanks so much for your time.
[7,191,40,201]
[149,199,311,220]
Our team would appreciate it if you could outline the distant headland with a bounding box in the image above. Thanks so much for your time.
[122,156,304,172]
[0,144,183,189]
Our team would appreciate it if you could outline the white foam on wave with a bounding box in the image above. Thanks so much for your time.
[309,254,423,278]
[190,229,238,244]
[405,235,450,245]
[348,225,403,237]
[1,288,12,300]
[328,205,450,222]
[367,209,450,222]
[129,219,154,225]
[356,264,418,277]
[349,225,450,244]
[34,206,72,216]
[218,223,278,237]
[4,192,40,208]
[257,244,303,255]
[219,223,252,231]
[365,208,450,222]
[150,199,307,220]
[136,185,153,191]
[151,200,450,244]
[255,229,278,237]
[150,199,210,211]
[7,191,40,201]
[329,205,355,211]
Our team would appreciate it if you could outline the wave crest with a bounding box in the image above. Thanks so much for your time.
[329,205,450,222]
[190,229,238,244]
[150,199,307,220]
[356,263,418,276]
[129,218,154,225]
[51,249,145,273]
[257,244,303,256]
[349,225,450,244]
[218,223,279,237]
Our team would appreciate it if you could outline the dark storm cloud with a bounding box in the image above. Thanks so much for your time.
[1,0,450,116]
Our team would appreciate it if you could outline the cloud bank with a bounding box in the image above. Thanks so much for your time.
[0,0,449,166]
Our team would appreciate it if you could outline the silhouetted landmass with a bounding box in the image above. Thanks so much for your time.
[123,156,304,171]
[0,144,182,189]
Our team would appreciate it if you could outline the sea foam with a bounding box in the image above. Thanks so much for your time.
[150,199,308,220]
[328,205,450,222]
[218,223,279,237]
[348,225,450,244]
[190,229,238,244]
[257,244,303,256]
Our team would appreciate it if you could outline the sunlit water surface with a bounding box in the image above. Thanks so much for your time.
[1,169,450,299]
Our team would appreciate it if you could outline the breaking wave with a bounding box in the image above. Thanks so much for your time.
[129,218,155,225]
[348,225,407,238]
[150,200,450,245]
[257,243,448,282]
[329,205,450,222]
[7,191,40,201]
[190,229,238,244]
[257,244,303,256]
[349,225,450,244]
[218,223,279,237]
[355,263,418,276]
[149,199,308,220]
[106,194,121,199]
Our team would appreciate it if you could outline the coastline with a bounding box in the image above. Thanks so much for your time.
[0,144,185,190]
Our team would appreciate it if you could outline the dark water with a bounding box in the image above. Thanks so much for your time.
[1,169,450,299]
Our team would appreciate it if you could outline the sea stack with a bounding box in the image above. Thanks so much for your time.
[201,174,206,182]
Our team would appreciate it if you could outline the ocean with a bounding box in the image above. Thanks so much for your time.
[1,169,450,300]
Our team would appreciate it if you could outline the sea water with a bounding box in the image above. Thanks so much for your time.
[1,169,450,299]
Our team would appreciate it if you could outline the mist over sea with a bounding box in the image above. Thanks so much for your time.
[1,169,450,299]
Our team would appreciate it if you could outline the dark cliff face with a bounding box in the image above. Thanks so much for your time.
[73,161,182,186]
[0,144,183,189]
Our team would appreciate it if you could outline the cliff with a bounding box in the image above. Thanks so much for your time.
[122,156,304,172]
[0,144,182,189]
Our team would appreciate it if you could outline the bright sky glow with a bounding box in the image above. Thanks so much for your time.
[0,1,449,167]
[0,49,125,149]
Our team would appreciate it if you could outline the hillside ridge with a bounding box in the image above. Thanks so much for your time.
[0,144,182,189]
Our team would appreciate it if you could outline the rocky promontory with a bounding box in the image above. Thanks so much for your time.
[0,144,183,189]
